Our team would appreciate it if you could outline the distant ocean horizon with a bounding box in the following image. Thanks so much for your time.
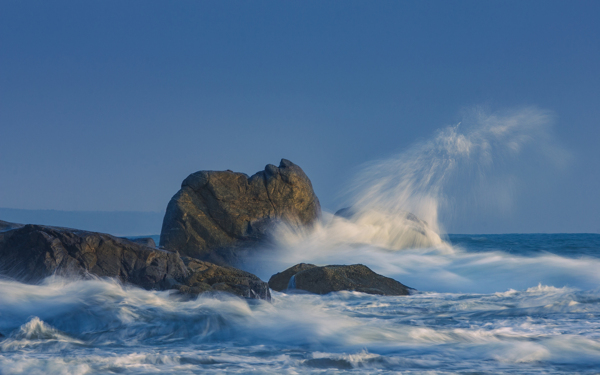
[2,207,596,238]
[0,208,165,237]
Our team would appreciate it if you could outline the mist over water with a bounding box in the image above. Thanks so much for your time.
[2,107,599,374]
[246,107,581,293]
[349,107,563,234]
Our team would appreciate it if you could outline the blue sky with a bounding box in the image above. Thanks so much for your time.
[1,0,599,233]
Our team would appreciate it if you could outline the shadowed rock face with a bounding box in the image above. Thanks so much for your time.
[0,224,187,289]
[0,222,270,300]
[269,263,411,296]
[268,263,317,291]
[177,257,270,300]
[160,159,321,262]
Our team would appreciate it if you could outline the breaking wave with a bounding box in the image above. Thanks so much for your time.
[2,107,596,374]
[1,275,600,374]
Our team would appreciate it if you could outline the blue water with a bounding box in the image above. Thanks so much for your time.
[1,233,600,374]
[449,233,600,258]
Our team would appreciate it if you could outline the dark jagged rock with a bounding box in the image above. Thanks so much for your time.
[268,263,317,291]
[270,263,411,296]
[0,222,270,300]
[177,257,271,300]
[160,159,321,263]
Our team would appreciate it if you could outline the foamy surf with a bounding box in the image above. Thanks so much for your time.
[1,266,600,374]
[1,108,596,374]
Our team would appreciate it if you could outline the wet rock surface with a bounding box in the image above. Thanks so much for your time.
[177,257,271,300]
[270,263,411,296]
[0,222,270,300]
[268,263,317,291]
[159,159,321,263]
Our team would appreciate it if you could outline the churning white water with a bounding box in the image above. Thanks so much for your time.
[1,108,598,374]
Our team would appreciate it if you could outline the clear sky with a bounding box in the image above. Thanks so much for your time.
[1,0,599,234]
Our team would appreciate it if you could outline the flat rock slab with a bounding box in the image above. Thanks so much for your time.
[269,263,411,296]
[0,222,270,300]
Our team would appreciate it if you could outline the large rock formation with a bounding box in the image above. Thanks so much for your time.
[269,263,411,296]
[160,159,321,263]
[0,222,270,300]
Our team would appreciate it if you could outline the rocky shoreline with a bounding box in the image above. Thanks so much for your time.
[0,159,414,301]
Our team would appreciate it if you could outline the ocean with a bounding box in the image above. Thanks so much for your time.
[2,109,597,373]
[1,233,600,374]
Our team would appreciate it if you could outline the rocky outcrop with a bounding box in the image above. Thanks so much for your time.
[0,222,270,300]
[269,263,411,296]
[177,257,270,300]
[0,223,187,288]
[160,159,321,263]
[268,263,317,291]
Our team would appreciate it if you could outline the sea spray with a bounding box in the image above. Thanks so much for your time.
[347,107,563,231]
[243,107,568,275]
[2,108,596,374]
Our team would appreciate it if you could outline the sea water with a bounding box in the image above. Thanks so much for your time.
[2,108,597,374]
[1,234,600,374]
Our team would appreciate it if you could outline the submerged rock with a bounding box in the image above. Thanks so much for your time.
[160,159,321,264]
[269,263,411,296]
[0,222,269,300]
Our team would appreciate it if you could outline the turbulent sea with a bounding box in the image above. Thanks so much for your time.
[2,107,597,374]
[1,233,600,374]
